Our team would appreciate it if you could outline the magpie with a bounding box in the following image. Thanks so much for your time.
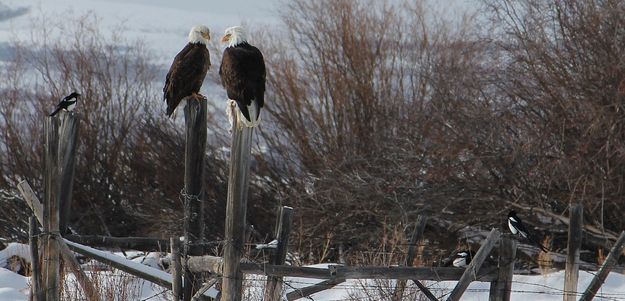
[452,250,472,268]
[49,92,80,116]
[508,210,549,252]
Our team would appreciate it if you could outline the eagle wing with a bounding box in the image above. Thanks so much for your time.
[164,43,210,117]
[219,45,266,118]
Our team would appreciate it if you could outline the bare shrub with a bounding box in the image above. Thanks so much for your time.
[261,0,625,263]
[486,0,625,231]
[259,0,490,260]
[0,12,281,241]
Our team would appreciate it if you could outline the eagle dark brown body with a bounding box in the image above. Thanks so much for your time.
[163,25,211,117]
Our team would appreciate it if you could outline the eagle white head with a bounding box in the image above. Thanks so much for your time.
[188,25,210,45]
[221,26,248,47]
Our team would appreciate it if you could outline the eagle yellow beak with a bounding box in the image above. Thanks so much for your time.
[221,34,231,43]
[202,32,210,40]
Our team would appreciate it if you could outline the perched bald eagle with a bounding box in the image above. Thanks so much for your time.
[163,25,211,117]
[219,26,266,127]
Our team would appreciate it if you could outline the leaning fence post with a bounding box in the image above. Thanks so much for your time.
[489,234,516,301]
[564,204,583,301]
[447,229,501,301]
[222,102,255,301]
[578,230,625,301]
[264,206,294,301]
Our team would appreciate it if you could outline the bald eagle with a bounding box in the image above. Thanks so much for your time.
[219,26,266,127]
[163,25,211,117]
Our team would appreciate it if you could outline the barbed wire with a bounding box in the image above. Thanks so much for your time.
[188,274,625,300]
[204,242,624,300]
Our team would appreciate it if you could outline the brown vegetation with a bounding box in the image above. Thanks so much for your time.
[0,15,274,241]
[259,0,625,262]
[1,0,624,267]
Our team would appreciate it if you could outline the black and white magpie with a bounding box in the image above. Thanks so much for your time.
[49,92,80,116]
[452,250,472,268]
[508,210,549,252]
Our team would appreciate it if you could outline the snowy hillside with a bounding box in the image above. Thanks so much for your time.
[0,0,281,63]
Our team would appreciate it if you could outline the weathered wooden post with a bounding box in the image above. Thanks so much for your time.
[447,229,501,301]
[29,216,42,301]
[182,96,208,301]
[20,181,99,301]
[171,237,183,301]
[392,215,437,301]
[43,116,61,301]
[57,113,80,233]
[264,206,294,301]
[578,230,625,301]
[222,102,255,301]
[489,235,517,301]
[564,203,583,301]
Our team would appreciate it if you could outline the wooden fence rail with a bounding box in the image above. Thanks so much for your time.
[185,259,500,281]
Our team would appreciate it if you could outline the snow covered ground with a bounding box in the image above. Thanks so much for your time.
[2,258,625,301]
[2,244,625,301]
[0,0,478,63]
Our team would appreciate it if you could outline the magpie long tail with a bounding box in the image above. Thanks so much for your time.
[49,107,62,117]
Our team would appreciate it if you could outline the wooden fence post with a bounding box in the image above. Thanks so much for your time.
[171,237,183,301]
[43,116,61,301]
[564,204,583,301]
[489,234,516,301]
[222,102,255,301]
[182,96,208,301]
[29,216,42,301]
[578,230,625,301]
[392,215,437,301]
[446,229,501,301]
[57,113,80,234]
[21,181,100,301]
[264,206,294,301]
